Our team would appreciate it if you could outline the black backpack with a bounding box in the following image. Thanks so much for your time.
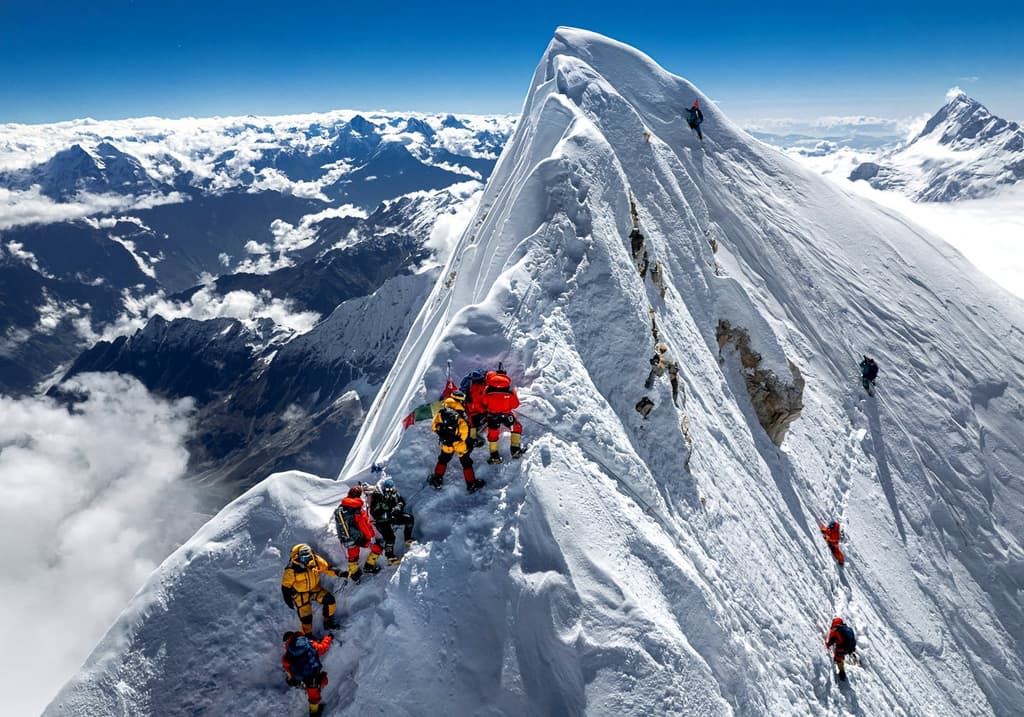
[459,369,487,396]
[436,407,462,443]
[635,397,654,417]
[836,624,857,650]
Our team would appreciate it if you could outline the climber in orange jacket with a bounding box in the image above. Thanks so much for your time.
[820,520,845,565]
[334,485,384,582]
[482,364,523,464]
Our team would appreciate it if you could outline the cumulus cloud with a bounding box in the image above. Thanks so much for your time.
[83,214,155,232]
[0,327,32,358]
[3,240,44,273]
[0,372,207,715]
[233,204,367,275]
[16,289,99,346]
[0,186,186,230]
[250,167,332,200]
[102,282,321,339]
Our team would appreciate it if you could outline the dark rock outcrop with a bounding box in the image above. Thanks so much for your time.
[716,320,804,446]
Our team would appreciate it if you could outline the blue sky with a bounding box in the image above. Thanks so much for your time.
[2,1,1022,125]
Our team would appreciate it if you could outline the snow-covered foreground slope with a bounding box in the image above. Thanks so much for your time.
[49,28,1024,717]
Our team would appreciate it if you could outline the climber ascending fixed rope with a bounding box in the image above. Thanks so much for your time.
[685,99,704,141]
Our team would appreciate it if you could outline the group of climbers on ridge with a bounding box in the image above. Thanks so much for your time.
[333,476,417,579]
[417,363,524,492]
[276,362,524,712]
[817,359,877,681]
[277,473,417,714]
[269,86,895,708]
[279,543,342,714]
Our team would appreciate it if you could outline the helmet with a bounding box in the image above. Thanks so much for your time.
[831,617,843,628]
[656,343,668,353]
[295,544,314,566]
[450,390,466,402]
[347,485,362,498]
[382,477,395,491]
[828,520,837,530]
[282,631,298,643]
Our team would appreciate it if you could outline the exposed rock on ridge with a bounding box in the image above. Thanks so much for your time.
[716,319,804,446]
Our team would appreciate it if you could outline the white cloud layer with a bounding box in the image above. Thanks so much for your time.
[0,373,205,715]
[102,283,321,340]
[744,114,921,139]
[0,186,186,230]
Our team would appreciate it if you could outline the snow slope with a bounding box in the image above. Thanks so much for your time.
[49,28,1024,717]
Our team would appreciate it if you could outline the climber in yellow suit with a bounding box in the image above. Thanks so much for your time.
[281,543,343,635]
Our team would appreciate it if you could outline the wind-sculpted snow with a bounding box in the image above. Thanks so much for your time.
[49,27,1024,717]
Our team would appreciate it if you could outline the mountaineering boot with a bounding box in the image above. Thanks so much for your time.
[466,478,486,493]
[387,554,402,566]
[487,453,503,465]
[428,473,443,489]
[363,552,382,575]
[510,434,524,459]
[347,560,362,584]
[474,436,485,447]
[323,614,339,631]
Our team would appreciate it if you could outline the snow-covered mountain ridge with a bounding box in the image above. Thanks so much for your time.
[849,91,1024,200]
[48,28,1024,717]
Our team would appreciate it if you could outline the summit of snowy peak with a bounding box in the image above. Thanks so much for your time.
[850,91,1024,200]
[916,90,1016,147]
[48,29,1024,717]
[345,113,380,136]
[42,143,100,175]
[402,117,436,138]
[3,140,165,200]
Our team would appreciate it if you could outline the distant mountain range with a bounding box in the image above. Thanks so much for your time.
[1,110,512,492]
[0,111,513,396]
[849,92,1024,201]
